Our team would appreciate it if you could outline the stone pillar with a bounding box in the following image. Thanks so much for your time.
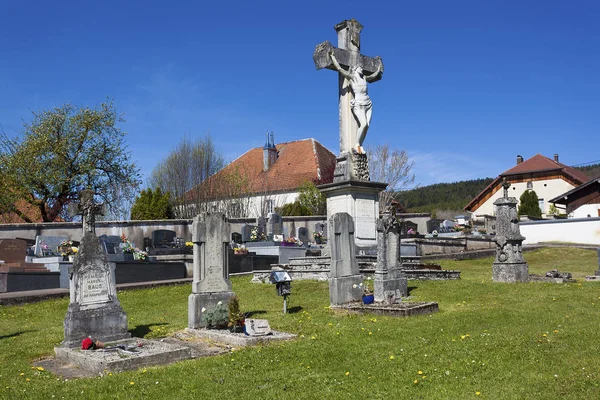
[62,232,130,347]
[188,213,236,329]
[492,196,529,282]
[375,213,408,301]
[329,213,363,305]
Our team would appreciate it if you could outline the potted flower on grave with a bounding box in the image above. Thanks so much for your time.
[228,296,246,333]
[313,231,324,244]
[185,241,193,254]
[233,245,248,255]
[250,227,267,242]
[355,277,374,304]
[283,237,302,247]
[59,240,78,262]
[134,250,148,261]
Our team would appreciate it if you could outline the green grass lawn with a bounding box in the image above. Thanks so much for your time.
[1,247,599,399]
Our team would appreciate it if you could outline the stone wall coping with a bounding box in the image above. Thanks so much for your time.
[520,217,600,225]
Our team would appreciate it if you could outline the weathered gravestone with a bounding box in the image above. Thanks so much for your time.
[151,230,176,248]
[297,227,309,246]
[241,224,256,243]
[188,212,236,329]
[62,189,129,347]
[34,236,68,257]
[0,239,27,263]
[329,213,363,305]
[492,180,529,283]
[268,213,283,237]
[375,212,408,301]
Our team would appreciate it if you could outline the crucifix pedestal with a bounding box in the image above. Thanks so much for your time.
[314,20,388,251]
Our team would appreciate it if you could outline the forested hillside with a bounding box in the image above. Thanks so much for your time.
[394,178,494,213]
[575,163,600,179]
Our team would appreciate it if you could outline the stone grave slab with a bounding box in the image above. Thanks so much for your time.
[244,319,272,336]
[331,301,439,317]
[151,230,176,248]
[54,338,191,374]
[0,239,27,263]
[185,328,296,348]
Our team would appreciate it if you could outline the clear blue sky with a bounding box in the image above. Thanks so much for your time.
[1,0,598,187]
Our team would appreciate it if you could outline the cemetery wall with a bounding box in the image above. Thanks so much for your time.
[0,216,328,246]
[521,217,600,245]
[397,213,430,234]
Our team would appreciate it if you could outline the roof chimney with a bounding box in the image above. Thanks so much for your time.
[516,155,523,165]
[554,153,559,162]
[263,131,277,172]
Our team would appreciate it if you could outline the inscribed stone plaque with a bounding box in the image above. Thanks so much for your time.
[0,239,27,263]
[354,198,376,239]
[151,230,176,248]
[245,319,272,336]
[79,270,110,305]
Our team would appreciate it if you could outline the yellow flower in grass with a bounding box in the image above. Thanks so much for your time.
[476,391,481,396]
[418,370,423,375]
[130,381,135,385]
[36,367,44,371]
[413,379,419,384]
[389,355,395,360]
[345,371,350,376]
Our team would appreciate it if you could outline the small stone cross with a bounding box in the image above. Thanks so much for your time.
[313,19,384,154]
[69,189,106,235]
[502,178,511,198]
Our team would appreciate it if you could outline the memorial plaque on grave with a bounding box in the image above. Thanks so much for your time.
[0,239,27,263]
[426,219,442,234]
[245,319,272,336]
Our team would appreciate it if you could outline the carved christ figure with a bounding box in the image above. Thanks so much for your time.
[329,50,382,153]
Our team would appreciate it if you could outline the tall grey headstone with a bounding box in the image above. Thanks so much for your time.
[188,212,236,329]
[62,190,129,347]
[492,180,529,282]
[329,213,363,305]
[268,213,283,236]
[297,227,309,246]
[314,222,327,239]
[375,212,407,301]
[256,217,267,236]
[241,224,255,243]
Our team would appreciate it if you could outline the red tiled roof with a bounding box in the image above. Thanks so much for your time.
[464,154,589,212]
[187,138,336,200]
[500,154,590,182]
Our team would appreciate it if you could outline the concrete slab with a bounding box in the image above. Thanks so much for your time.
[185,328,297,347]
[54,338,192,374]
[331,301,439,317]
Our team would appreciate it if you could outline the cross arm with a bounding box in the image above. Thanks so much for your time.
[312,40,384,82]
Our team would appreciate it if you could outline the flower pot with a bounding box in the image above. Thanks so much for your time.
[314,237,322,244]
[362,294,375,305]
[281,242,294,247]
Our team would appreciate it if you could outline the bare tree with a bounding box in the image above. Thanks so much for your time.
[148,134,225,219]
[367,144,416,213]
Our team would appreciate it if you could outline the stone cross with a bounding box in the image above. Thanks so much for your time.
[313,19,384,154]
[69,189,106,235]
[502,178,511,198]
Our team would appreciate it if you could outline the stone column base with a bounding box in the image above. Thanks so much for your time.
[329,275,363,306]
[492,263,529,283]
[374,269,408,301]
[188,291,236,329]
[62,304,130,347]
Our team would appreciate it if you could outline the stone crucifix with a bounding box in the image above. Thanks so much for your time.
[313,19,384,155]
[68,189,106,235]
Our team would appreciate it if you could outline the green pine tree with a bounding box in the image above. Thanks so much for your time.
[130,188,174,220]
[518,190,542,218]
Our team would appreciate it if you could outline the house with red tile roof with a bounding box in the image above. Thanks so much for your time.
[549,177,600,218]
[464,153,589,220]
[185,135,336,218]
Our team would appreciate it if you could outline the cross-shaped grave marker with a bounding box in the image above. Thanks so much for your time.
[68,189,106,235]
[313,19,384,154]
